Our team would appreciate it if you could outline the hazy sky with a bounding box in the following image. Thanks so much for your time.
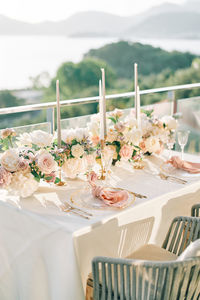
[1,0,185,23]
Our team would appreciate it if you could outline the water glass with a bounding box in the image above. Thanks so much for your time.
[177,130,190,160]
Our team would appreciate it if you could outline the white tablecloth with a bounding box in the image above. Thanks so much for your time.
[0,152,200,300]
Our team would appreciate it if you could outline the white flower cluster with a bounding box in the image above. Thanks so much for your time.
[61,127,89,143]
[17,130,53,148]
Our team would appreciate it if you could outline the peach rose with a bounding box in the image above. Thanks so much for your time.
[1,128,16,139]
[119,144,133,161]
[91,135,100,146]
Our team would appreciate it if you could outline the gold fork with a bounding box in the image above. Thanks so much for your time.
[61,203,91,220]
[159,172,187,184]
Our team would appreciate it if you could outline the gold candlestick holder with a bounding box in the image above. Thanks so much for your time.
[100,139,106,180]
[55,153,67,186]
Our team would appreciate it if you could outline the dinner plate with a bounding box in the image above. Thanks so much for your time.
[161,163,200,178]
[70,187,135,210]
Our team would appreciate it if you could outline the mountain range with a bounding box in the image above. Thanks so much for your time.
[1,0,200,39]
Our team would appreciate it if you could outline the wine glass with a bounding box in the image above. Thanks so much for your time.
[101,147,114,185]
[166,131,176,159]
[177,130,190,160]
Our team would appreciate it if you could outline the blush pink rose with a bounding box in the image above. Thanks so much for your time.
[119,144,133,161]
[0,167,12,187]
[36,150,56,174]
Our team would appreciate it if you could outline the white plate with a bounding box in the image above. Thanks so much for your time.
[70,187,135,210]
[162,163,200,178]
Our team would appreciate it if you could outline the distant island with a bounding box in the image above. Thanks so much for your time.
[1,0,200,39]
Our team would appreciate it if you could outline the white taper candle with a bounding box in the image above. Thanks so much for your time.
[101,68,107,139]
[134,63,138,119]
[137,86,141,128]
[56,79,61,149]
[99,79,104,141]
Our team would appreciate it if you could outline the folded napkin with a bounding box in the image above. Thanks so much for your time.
[167,156,200,174]
[88,172,129,208]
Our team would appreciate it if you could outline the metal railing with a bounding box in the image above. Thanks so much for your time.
[1,82,200,133]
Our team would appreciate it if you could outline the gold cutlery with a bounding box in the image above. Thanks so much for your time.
[159,172,187,184]
[64,202,93,217]
[61,203,91,219]
[108,186,147,199]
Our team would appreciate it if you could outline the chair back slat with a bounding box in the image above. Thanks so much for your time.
[113,263,119,300]
[162,216,200,255]
[191,204,200,217]
[119,264,125,300]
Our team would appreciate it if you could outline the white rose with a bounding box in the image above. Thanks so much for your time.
[30,130,53,147]
[36,150,57,174]
[1,149,19,172]
[144,137,161,153]
[71,144,84,158]
[125,115,137,129]
[10,172,39,198]
[16,132,32,147]
[62,158,86,178]
[161,116,177,130]
[124,129,142,145]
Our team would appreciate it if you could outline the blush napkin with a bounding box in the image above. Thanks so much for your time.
[88,172,129,208]
[167,156,200,174]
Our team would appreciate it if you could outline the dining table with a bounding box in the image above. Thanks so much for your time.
[0,151,200,300]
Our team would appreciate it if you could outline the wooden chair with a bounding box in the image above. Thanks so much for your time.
[86,216,200,300]
[191,204,200,217]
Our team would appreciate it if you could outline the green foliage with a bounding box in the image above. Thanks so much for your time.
[0,91,23,108]
[85,41,197,79]
[51,58,116,95]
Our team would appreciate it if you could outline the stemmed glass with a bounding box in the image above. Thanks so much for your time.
[101,147,114,185]
[177,130,190,160]
[166,130,176,159]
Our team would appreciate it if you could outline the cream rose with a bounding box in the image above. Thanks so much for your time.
[62,158,86,178]
[30,130,53,148]
[71,144,84,158]
[144,137,161,153]
[1,149,19,172]
[119,144,133,161]
[161,116,177,130]
[124,129,142,146]
[36,150,56,174]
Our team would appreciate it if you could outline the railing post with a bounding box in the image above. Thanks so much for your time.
[168,90,177,115]
[46,108,54,134]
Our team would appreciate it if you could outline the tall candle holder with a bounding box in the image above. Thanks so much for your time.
[100,139,106,180]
